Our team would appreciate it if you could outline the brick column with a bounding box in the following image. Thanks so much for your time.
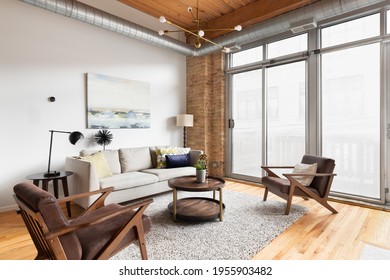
[186,52,225,177]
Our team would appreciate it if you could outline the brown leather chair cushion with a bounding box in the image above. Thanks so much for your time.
[73,204,152,259]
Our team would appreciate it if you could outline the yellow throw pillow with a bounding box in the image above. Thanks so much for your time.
[80,151,113,179]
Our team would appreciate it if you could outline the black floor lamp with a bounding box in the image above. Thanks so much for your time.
[44,130,84,177]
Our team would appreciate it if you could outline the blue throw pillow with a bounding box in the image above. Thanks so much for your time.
[165,153,191,168]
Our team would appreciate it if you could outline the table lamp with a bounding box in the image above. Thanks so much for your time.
[176,114,193,148]
[44,130,84,177]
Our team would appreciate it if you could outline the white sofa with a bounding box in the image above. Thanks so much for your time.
[65,146,202,209]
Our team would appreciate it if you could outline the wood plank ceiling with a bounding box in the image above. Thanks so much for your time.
[118,0,322,39]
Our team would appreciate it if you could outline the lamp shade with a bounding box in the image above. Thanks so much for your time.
[176,114,193,127]
[69,131,84,145]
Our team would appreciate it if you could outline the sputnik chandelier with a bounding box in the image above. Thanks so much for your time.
[158,0,242,53]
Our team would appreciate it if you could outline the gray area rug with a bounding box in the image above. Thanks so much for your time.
[111,189,307,260]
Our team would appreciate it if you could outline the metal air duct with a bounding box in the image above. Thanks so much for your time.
[19,0,195,56]
[20,0,390,57]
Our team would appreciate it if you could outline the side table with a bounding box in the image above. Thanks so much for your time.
[26,171,73,217]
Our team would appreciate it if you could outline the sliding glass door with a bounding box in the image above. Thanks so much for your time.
[229,60,306,180]
[230,69,262,179]
[266,61,306,165]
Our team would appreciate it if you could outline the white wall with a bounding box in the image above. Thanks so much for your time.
[0,0,187,211]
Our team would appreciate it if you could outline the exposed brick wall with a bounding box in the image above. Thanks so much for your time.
[186,52,226,177]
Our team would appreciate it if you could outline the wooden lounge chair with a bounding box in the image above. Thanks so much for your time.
[13,181,153,260]
[261,155,338,215]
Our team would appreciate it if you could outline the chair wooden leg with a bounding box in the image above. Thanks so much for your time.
[284,203,291,215]
[263,187,268,201]
[285,193,294,215]
[319,199,338,214]
[135,224,148,260]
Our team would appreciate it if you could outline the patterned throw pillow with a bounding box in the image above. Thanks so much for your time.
[156,147,190,168]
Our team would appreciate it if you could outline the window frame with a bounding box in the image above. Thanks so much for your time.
[225,8,389,205]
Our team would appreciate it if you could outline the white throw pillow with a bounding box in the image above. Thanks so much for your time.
[292,163,317,186]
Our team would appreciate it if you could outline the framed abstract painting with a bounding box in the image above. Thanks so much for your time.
[87,73,151,129]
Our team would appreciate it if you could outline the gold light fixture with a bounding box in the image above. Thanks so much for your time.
[158,0,242,53]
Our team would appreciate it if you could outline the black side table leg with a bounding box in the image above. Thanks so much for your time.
[61,178,72,218]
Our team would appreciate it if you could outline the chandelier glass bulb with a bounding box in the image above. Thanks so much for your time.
[158,30,165,36]
[159,16,167,23]
[198,30,205,37]
[234,25,242,31]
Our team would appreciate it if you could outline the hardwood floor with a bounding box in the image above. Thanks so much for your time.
[1,180,389,260]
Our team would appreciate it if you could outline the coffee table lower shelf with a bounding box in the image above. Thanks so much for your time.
[168,197,225,221]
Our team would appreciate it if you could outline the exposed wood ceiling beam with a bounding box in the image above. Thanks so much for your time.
[203,0,321,39]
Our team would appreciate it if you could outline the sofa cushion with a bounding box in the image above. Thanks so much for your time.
[79,150,121,174]
[156,147,190,168]
[119,147,153,173]
[80,152,113,179]
[165,153,191,168]
[141,167,196,181]
[99,172,159,191]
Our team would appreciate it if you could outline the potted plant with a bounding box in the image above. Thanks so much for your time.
[194,158,207,183]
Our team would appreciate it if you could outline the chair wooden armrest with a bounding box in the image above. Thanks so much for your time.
[283,172,337,178]
[283,173,337,202]
[57,187,114,203]
[283,173,336,188]
[45,198,153,240]
[261,166,295,178]
[57,187,115,215]
[261,166,295,169]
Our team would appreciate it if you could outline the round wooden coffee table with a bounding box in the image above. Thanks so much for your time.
[167,175,225,222]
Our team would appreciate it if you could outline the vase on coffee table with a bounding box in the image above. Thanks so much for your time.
[196,169,206,183]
